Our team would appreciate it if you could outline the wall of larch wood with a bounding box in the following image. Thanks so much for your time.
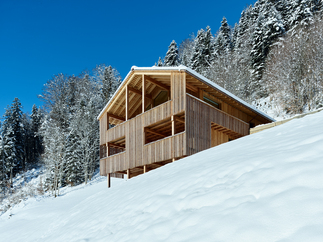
[143,132,186,165]
[171,72,186,114]
[106,124,125,143]
[202,92,265,126]
[185,94,249,156]
[100,114,107,145]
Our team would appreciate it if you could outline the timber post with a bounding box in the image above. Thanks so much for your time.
[107,173,111,188]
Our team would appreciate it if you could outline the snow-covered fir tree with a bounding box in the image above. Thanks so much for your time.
[164,40,179,66]
[64,128,83,186]
[178,34,195,67]
[214,17,232,57]
[190,26,214,76]
[2,126,16,186]
[156,57,163,66]
[30,105,43,163]
[40,65,121,192]
[1,98,24,175]
[0,130,7,196]
[102,66,120,103]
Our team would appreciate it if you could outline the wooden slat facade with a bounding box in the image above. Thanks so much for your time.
[98,67,273,187]
[186,94,249,155]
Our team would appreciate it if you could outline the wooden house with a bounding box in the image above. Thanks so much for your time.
[97,66,274,187]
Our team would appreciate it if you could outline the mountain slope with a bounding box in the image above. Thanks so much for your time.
[1,111,323,241]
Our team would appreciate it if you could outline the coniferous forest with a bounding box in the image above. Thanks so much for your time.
[1,0,323,203]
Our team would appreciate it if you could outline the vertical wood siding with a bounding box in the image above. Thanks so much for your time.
[143,132,186,164]
[100,114,107,145]
[142,101,172,127]
[171,72,186,114]
[100,158,107,176]
[106,152,126,174]
[186,95,249,156]
[106,124,125,143]
[203,92,264,126]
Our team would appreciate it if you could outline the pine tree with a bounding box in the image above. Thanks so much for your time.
[30,105,43,163]
[2,126,16,186]
[164,40,179,66]
[157,57,163,66]
[21,113,32,167]
[289,0,314,29]
[65,128,83,186]
[1,98,24,175]
[231,23,239,49]
[102,66,121,103]
[249,2,285,98]
[178,34,195,67]
[214,17,232,57]
[0,130,7,196]
[190,26,214,76]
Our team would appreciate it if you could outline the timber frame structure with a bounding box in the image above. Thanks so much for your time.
[97,66,274,187]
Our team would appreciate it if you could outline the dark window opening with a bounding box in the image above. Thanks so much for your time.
[203,96,220,109]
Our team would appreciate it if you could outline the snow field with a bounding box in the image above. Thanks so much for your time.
[1,111,323,241]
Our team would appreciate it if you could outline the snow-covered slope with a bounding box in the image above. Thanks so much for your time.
[1,111,323,242]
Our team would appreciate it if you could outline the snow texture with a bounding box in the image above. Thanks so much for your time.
[97,66,275,122]
[2,109,323,241]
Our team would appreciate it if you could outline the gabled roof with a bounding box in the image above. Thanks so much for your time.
[97,65,275,123]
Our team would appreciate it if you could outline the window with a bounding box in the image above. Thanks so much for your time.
[203,96,220,109]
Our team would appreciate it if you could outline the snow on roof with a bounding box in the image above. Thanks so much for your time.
[97,65,275,122]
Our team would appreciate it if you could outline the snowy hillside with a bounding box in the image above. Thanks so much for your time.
[1,111,323,241]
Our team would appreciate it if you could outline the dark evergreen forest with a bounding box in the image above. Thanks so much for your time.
[1,0,323,202]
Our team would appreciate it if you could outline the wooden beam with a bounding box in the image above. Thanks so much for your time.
[144,75,170,91]
[107,173,111,188]
[106,113,109,130]
[199,89,204,99]
[171,116,176,136]
[107,142,110,156]
[128,86,142,95]
[186,83,198,93]
[174,115,185,124]
[145,127,167,138]
[126,85,153,100]
[125,85,129,120]
[127,169,130,179]
[107,112,125,122]
[144,165,147,173]
[142,75,146,113]
[108,142,125,149]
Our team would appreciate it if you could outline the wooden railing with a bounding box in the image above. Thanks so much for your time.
[106,100,172,143]
[105,152,126,174]
[103,132,186,174]
[143,132,185,165]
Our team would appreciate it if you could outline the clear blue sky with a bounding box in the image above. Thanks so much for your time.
[0,0,255,119]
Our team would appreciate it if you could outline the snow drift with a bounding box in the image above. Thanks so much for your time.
[1,111,323,241]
